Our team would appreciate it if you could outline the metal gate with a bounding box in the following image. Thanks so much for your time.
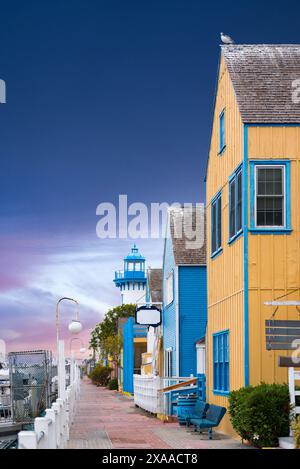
[8,350,52,424]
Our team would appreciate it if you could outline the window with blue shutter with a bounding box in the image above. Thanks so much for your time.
[219,110,226,154]
[213,330,229,395]
[211,191,222,257]
[229,165,243,243]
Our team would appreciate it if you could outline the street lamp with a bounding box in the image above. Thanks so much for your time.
[56,297,82,343]
[68,320,83,335]
[56,297,82,399]
[69,337,86,356]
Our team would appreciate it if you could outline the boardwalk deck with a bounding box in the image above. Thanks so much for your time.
[67,378,248,449]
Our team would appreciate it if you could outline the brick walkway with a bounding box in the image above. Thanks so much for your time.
[67,378,248,449]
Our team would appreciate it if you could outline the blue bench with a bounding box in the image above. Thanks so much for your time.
[188,403,227,439]
[185,400,209,427]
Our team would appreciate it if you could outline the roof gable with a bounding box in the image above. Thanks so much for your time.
[168,205,206,265]
[222,44,300,123]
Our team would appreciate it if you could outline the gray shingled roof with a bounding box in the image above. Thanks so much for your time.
[168,205,206,265]
[147,268,163,303]
[222,45,300,123]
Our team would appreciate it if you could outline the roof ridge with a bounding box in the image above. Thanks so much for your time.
[221,44,300,47]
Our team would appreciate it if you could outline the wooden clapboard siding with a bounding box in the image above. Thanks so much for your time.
[206,56,244,435]
[248,125,300,385]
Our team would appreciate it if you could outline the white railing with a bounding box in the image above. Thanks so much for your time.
[133,375,197,416]
[134,375,161,413]
[18,363,80,449]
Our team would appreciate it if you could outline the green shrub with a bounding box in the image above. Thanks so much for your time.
[89,365,113,387]
[107,378,118,390]
[229,382,290,448]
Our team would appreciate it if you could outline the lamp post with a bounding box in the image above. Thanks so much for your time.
[56,297,82,398]
[56,297,82,343]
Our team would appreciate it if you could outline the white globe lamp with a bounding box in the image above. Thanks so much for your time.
[79,347,86,354]
[68,320,83,335]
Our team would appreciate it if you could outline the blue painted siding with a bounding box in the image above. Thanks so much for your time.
[162,224,177,376]
[123,317,134,393]
[179,266,207,376]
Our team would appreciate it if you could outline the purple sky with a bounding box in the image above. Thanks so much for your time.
[1,0,300,355]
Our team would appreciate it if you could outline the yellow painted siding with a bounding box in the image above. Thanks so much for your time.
[206,56,244,435]
[248,126,300,385]
[206,55,300,438]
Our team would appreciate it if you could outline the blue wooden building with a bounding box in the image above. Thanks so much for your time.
[122,317,148,394]
[162,205,207,378]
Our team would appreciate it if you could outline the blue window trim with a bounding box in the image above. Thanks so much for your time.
[219,109,226,155]
[211,190,222,258]
[249,159,291,234]
[213,329,230,396]
[228,163,243,244]
[211,247,223,260]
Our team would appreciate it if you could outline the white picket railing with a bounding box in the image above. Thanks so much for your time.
[18,362,80,449]
[134,375,162,414]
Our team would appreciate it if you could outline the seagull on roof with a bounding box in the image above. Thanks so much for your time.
[220,32,235,44]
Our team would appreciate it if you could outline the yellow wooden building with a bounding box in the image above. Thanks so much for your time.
[206,44,300,435]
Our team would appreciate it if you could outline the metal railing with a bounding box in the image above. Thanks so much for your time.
[18,363,80,449]
[0,391,12,424]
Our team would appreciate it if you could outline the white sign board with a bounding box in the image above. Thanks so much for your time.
[136,306,161,327]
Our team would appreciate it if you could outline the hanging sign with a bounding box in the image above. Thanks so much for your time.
[135,305,162,327]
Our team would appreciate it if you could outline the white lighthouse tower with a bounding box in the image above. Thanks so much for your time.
[114,245,147,305]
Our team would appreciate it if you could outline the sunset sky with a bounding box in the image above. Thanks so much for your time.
[1,0,300,355]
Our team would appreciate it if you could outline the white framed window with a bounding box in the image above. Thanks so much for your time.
[165,271,173,306]
[254,165,285,228]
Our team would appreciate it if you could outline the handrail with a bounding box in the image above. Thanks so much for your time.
[158,378,197,393]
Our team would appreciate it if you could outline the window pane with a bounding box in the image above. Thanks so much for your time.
[220,112,225,150]
[212,203,216,253]
[256,167,284,227]
[217,196,222,249]
[257,196,283,226]
[229,180,235,238]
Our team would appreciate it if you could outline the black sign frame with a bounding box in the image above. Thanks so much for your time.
[135,305,162,327]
